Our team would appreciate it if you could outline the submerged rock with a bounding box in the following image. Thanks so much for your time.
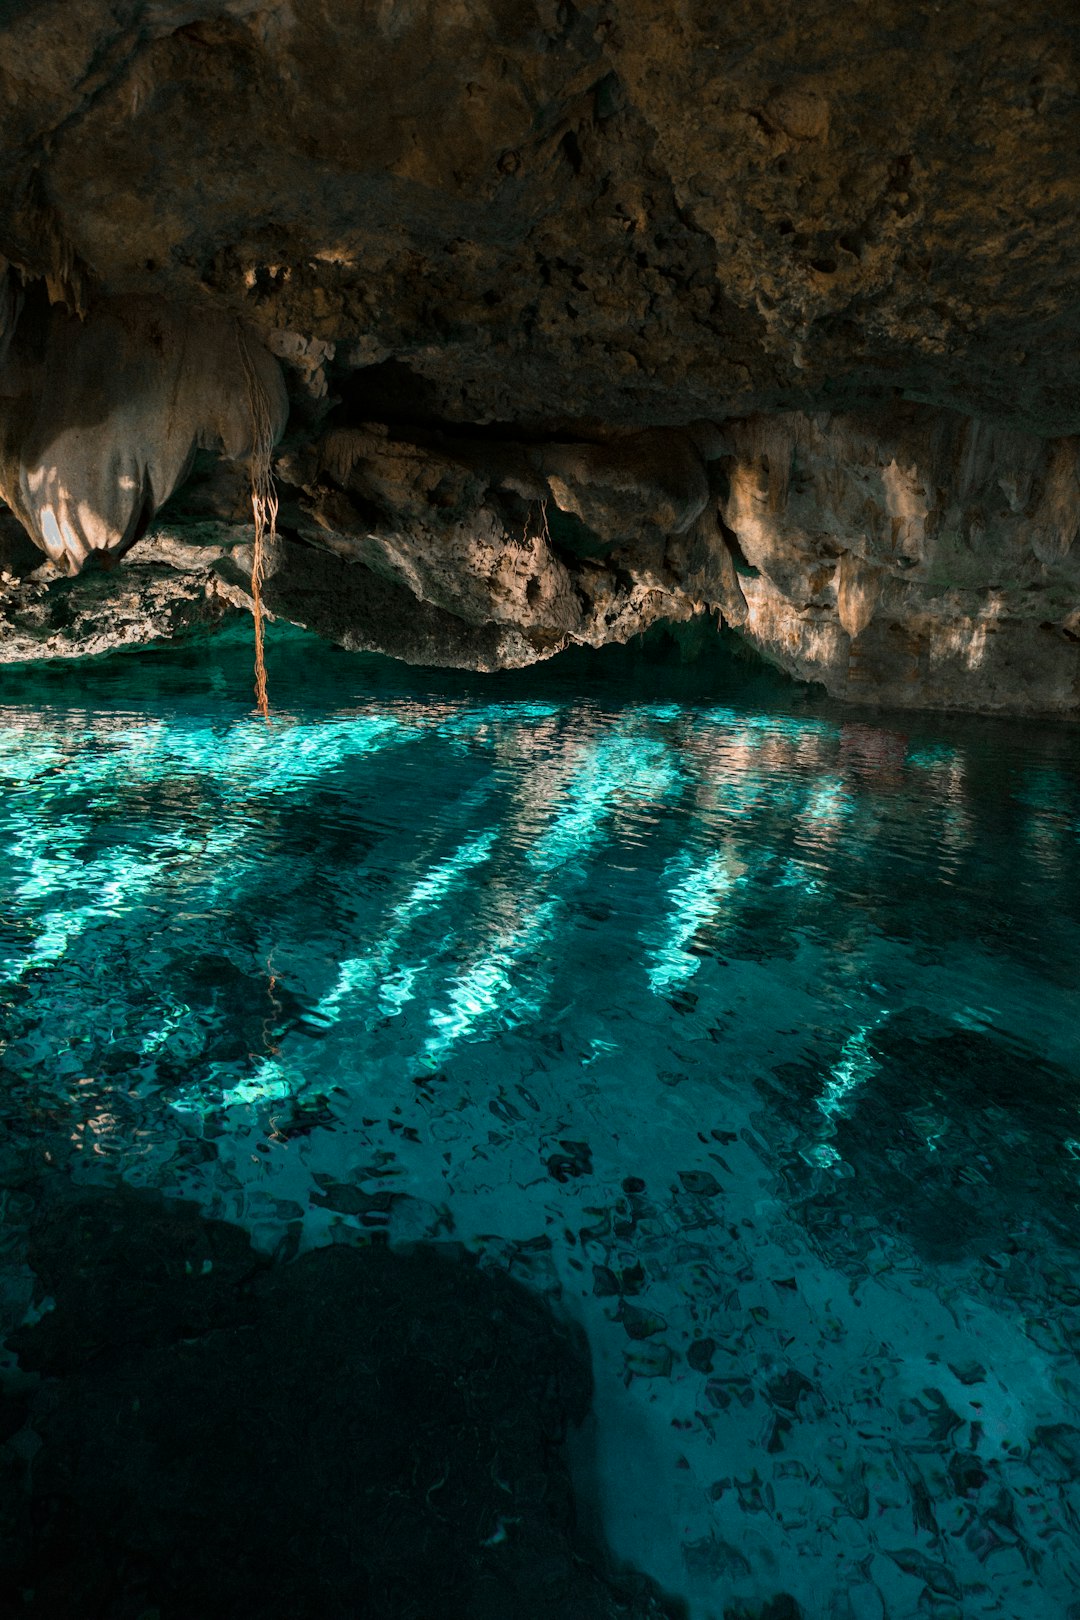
[1,1184,681,1620]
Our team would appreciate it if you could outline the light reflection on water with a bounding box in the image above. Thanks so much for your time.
[1,627,1079,1619]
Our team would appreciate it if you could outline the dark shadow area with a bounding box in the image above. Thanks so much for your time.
[768,1013,1080,1265]
[329,362,606,446]
[0,512,40,578]
[334,359,450,429]
[0,1183,682,1620]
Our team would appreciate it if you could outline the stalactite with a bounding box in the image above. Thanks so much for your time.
[0,297,288,580]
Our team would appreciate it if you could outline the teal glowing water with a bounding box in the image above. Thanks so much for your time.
[2,627,1080,1618]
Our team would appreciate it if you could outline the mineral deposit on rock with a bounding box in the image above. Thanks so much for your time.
[0,1,1078,712]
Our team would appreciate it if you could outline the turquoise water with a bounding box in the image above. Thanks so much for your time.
[2,626,1079,1618]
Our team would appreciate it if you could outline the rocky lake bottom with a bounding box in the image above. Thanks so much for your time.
[0,625,1078,1619]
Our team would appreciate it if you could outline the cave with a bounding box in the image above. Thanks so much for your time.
[1,5,1079,1618]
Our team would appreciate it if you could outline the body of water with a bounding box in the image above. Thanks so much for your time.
[1,626,1079,1619]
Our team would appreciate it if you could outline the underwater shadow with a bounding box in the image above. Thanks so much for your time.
[769,1013,1080,1266]
[1,1183,682,1620]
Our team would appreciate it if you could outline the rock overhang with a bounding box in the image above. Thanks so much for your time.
[0,0,1078,713]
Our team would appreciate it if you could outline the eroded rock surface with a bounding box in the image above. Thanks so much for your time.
[0,1,1079,711]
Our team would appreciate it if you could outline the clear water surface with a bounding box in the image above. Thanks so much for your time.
[1,625,1079,1619]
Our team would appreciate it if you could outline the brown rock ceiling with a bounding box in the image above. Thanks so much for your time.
[1,0,1079,711]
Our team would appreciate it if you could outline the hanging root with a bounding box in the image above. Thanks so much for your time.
[521,496,551,547]
[237,328,279,720]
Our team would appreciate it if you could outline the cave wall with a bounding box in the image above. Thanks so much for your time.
[1,0,1079,711]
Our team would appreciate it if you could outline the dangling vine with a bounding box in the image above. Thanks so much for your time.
[237,326,279,721]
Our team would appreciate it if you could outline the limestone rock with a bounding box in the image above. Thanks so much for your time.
[535,430,713,540]
[0,2,1077,712]
[0,287,286,574]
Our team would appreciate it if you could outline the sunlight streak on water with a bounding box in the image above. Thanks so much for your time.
[0,630,1079,1619]
[646,850,741,995]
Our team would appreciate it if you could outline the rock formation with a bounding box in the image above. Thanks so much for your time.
[0,0,1078,712]
[0,288,287,574]
[1,1182,681,1618]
